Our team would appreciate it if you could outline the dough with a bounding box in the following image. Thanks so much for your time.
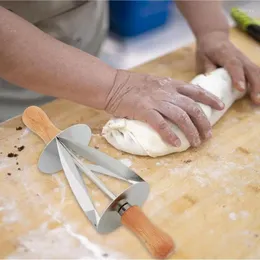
[101,68,246,157]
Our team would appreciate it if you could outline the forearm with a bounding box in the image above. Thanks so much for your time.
[176,0,229,39]
[0,7,116,110]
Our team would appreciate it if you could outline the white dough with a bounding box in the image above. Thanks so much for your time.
[102,68,245,157]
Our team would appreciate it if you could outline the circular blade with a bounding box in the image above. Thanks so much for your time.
[97,181,149,234]
[38,124,92,174]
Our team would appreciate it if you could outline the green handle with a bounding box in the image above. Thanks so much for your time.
[231,7,260,31]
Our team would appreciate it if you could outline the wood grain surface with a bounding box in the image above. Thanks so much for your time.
[0,27,260,259]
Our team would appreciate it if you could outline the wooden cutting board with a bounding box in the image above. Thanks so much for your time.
[1,27,260,259]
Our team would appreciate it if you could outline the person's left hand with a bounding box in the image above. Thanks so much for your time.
[196,31,260,105]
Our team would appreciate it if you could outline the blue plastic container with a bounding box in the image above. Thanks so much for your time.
[109,0,173,37]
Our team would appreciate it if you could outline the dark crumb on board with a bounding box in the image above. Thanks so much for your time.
[16,126,23,131]
[18,168,21,171]
[14,146,17,148]
[222,205,226,208]
[36,193,40,196]
[184,159,192,164]
[248,184,260,193]
[102,253,109,257]
[255,234,259,238]
[7,153,18,158]
[18,145,25,152]
[94,145,99,149]
[237,147,250,154]
[16,162,19,165]
[7,173,12,176]
[0,152,2,154]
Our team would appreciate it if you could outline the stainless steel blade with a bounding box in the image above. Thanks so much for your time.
[38,124,92,174]
[58,137,144,184]
[86,164,126,181]
[57,139,149,233]
[60,141,117,201]
[56,140,99,226]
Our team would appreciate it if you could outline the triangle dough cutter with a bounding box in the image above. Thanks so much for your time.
[22,106,175,259]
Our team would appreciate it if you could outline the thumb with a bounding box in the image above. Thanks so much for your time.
[196,52,217,75]
[203,55,217,74]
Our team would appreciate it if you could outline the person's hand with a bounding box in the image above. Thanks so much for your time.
[196,31,260,104]
[104,69,224,147]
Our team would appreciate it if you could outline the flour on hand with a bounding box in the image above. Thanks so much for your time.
[101,68,245,157]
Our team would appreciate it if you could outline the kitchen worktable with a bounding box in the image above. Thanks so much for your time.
[1,27,260,259]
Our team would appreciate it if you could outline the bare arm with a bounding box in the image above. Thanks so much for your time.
[0,6,227,147]
[176,0,229,39]
[0,6,116,110]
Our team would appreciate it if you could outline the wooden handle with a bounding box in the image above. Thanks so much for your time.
[22,106,61,144]
[121,205,175,259]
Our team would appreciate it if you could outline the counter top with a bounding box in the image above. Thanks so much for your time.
[0,27,260,259]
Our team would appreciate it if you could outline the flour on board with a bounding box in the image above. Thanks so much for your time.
[6,222,123,259]
[52,174,67,205]
[2,168,124,259]
[229,211,250,221]
[20,127,30,138]
[53,188,60,193]
[155,160,169,167]
[0,157,11,171]
[169,150,260,190]
[119,158,132,167]
[240,210,250,218]
[229,212,237,221]
[0,198,20,224]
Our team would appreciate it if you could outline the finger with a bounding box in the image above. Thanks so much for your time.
[196,50,205,74]
[204,57,217,74]
[171,95,212,140]
[138,109,181,147]
[199,53,217,74]
[224,57,246,92]
[177,83,225,110]
[207,45,246,92]
[156,102,201,147]
[244,65,260,105]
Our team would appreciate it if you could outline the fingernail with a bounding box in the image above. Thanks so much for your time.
[219,101,225,109]
[205,130,212,139]
[255,93,260,103]
[238,81,246,91]
[174,139,181,147]
[217,99,225,109]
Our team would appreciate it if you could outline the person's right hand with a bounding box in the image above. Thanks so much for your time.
[104,69,225,148]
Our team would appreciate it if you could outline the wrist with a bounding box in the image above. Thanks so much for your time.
[196,27,229,41]
[81,61,118,111]
[196,29,229,44]
[103,69,129,114]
